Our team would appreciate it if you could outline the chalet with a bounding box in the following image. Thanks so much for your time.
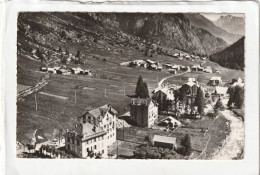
[204,67,213,73]
[197,66,204,71]
[188,78,196,82]
[163,63,172,69]
[120,62,130,67]
[79,104,117,146]
[146,59,156,66]
[56,69,68,75]
[65,122,108,158]
[149,64,158,70]
[209,77,223,86]
[172,65,180,71]
[180,66,186,71]
[83,70,91,75]
[54,66,61,71]
[168,69,177,74]
[152,135,177,150]
[173,53,179,58]
[191,65,198,71]
[129,98,158,128]
[71,67,84,75]
[47,67,56,74]
[159,116,182,128]
[40,67,48,72]
[231,77,244,87]
[153,86,174,111]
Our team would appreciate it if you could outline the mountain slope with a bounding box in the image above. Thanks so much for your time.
[209,37,244,70]
[184,13,242,44]
[214,15,245,36]
[93,13,228,56]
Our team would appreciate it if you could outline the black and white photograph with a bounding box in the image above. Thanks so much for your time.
[16,12,246,160]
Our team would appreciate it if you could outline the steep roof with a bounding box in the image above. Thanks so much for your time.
[82,104,118,121]
[65,122,106,141]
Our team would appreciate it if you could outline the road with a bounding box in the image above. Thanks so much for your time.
[158,70,189,87]
[212,99,244,160]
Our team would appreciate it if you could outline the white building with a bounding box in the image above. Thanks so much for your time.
[79,104,117,146]
[65,122,108,158]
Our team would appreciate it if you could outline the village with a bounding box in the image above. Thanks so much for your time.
[18,65,244,159]
[16,12,245,160]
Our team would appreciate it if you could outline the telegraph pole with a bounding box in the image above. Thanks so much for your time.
[105,88,107,97]
[35,94,37,111]
[124,83,126,95]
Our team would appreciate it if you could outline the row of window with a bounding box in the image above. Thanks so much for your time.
[67,137,80,146]
[85,135,104,144]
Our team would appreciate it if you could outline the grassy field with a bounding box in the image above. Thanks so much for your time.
[116,114,229,159]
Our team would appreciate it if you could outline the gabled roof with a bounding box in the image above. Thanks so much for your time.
[65,122,106,141]
[82,104,118,121]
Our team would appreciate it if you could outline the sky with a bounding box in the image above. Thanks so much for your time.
[201,13,245,21]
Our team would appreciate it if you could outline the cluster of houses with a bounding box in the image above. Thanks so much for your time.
[165,52,208,61]
[40,66,92,76]
[62,74,242,159]
[191,64,213,73]
[121,59,191,74]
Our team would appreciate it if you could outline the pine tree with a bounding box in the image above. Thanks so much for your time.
[181,134,192,156]
[214,98,224,113]
[136,76,144,98]
[141,81,150,98]
[195,87,205,115]
[234,86,244,109]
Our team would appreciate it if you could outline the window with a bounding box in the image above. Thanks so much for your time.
[72,138,74,144]
[87,148,89,152]
[83,116,86,124]
[67,137,70,143]
[94,145,97,150]
[67,144,70,151]
[94,138,96,142]
[77,140,80,146]
[102,150,104,154]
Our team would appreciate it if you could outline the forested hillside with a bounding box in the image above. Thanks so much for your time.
[209,37,244,70]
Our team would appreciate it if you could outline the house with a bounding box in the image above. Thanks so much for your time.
[146,59,156,66]
[172,65,180,71]
[129,98,158,128]
[79,104,117,146]
[188,78,196,82]
[204,67,212,73]
[152,135,177,150]
[40,67,48,72]
[153,86,174,111]
[56,69,68,75]
[64,122,108,158]
[168,69,177,74]
[180,66,186,71]
[209,77,223,86]
[71,67,84,75]
[47,67,56,74]
[163,63,172,69]
[120,62,130,67]
[231,77,244,87]
[197,66,204,71]
[54,66,61,71]
[83,70,92,76]
[191,65,199,71]
[159,116,182,128]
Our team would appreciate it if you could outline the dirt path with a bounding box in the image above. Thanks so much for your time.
[158,71,188,87]
[212,109,244,160]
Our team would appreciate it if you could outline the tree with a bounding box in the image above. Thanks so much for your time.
[180,134,192,156]
[141,82,150,98]
[233,86,244,109]
[214,98,224,113]
[135,76,144,98]
[58,47,63,53]
[195,87,205,115]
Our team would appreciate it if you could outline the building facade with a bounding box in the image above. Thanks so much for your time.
[65,122,108,158]
[79,104,117,146]
[129,98,158,128]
